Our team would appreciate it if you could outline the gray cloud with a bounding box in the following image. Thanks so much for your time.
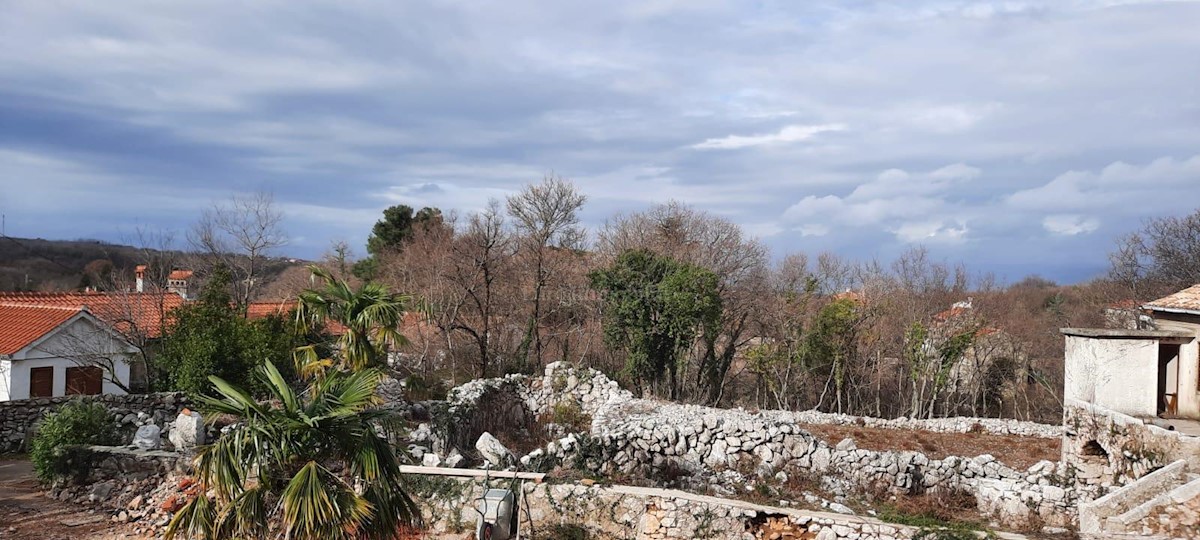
[1,0,1198,281]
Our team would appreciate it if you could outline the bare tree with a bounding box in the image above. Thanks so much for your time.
[507,175,587,368]
[43,312,139,394]
[189,192,287,307]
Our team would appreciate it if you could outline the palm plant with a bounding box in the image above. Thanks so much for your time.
[165,362,419,539]
[295,265,409,374]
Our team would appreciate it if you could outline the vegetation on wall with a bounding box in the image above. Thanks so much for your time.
[30,400,118,483]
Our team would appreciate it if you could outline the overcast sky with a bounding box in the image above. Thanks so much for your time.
[1,0,1197,283]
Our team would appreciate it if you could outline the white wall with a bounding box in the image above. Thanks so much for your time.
[0,359,10,401]
[2,315,134,401]
[1064,335,1159,417]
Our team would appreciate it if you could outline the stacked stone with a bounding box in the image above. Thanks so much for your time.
[48,445,191,534]
[419,479,922,540]
[782,409,1061,438]
[0,392,188,453]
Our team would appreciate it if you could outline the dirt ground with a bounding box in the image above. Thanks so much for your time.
[798,424,1061,470]
[0,459,149,540]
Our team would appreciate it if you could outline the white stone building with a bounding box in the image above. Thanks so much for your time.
[1063,284,1200,421]
[0,303,136,401]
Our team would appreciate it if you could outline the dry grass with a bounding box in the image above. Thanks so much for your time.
[799,424,1060,470]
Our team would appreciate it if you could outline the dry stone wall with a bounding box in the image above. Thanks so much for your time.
[438,363,1074,529]
[0,392,189,453]
[414,477,932,540]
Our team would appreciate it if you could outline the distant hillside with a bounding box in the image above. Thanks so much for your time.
[0,236,303,294]
[0,236,150,291]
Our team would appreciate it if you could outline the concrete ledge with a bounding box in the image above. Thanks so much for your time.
[1078,460,1187,534]
[1060,328,1192,339]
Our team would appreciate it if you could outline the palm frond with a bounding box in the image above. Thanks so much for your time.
[280,461,373,540]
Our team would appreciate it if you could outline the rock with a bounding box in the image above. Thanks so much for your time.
[835,438,856,451]
[445,453,465,468]
[127,495,144,511]
[168,410,205,451]
[475,432,514,466]
[89,481,114,502]
[132,425,161,450]
[422,453,442,467]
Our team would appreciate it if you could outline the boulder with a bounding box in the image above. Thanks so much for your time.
[132,425,161,450]
[422,453,442,467]
[475,432,514,466]
[169,409,205,451]
[445,452,465,468]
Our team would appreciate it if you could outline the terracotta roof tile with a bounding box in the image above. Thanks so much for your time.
[168,270,194,280]
[0,291,183,339]
[1144,285,1200,315]
[0,303,81,355]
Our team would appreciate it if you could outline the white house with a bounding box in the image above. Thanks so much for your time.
[0,303,136,401]
[1062,284,1200,421]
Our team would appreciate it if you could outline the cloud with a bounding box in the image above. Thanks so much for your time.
[1,1,1199,283]
[892,220,970,244]
[691,123,846,150]
[781,162,981,242]
[1043,215,1101,236]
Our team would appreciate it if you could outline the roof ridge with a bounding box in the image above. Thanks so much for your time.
[0,301,84,311]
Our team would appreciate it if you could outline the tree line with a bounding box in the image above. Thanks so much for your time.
[339,176,1200,423]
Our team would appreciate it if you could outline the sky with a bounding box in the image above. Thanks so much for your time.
[0,0,1198,284]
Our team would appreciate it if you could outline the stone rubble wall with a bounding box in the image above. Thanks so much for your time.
[515,363,1075,528]
[1063,398,1200,498]
[0,392,189,453]
[48,445,191,534]
[415,477,930,540]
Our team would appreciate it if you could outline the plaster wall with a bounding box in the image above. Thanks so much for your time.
[1063,335,1158,417]
[2,316,134,401]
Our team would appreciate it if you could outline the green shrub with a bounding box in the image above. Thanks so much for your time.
[29,400,118,483]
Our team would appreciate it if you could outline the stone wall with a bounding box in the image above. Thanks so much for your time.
[0,392,189,453]
[413,477,933,540]
[1062,398,1200,498]
[47,445,190,534]
[436,363,1074,529]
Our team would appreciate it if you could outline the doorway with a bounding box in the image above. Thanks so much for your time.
[1159,343,1181,416]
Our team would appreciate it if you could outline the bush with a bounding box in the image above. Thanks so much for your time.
[546,401,592,433]
[29,400,118,483]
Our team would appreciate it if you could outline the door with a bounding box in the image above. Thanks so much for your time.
[66,366,103,395]
[29,367,54,398]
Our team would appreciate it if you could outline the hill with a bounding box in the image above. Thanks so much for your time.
[0,236,303,294]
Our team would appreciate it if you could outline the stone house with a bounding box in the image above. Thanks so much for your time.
[0,303,137,401]
[1063,284,1200,421]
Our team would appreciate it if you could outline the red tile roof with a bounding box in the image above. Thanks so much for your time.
[168,269,194,280]
[245,299,348,335]
[0,303,81,355]
[1144,285,1200,315]
[0,291,184,339]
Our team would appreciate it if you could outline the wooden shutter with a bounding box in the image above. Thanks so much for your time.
[29,367,54,398]
[66,366,103,395]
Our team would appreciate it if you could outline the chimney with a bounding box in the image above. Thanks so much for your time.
[135,265,147,293]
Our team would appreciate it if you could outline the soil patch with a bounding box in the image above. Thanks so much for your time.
[798,424,1060,470]
[0,459,149,540]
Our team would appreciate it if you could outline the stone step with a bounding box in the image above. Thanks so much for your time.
[1105,471,1200,534]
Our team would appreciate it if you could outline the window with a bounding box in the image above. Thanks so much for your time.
[29,367,53,398]
[66,366,103,395]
